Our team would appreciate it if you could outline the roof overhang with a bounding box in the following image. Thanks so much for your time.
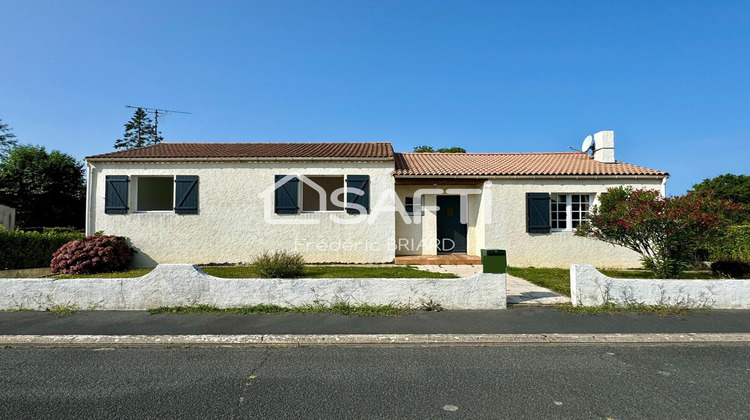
[393,174,669,180]
[86,156,394,163]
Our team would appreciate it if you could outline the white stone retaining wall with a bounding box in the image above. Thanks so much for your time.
[571,264,750,309]
[0,264,506,311]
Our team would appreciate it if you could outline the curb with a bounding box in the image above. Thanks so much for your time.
[2,333,750,347]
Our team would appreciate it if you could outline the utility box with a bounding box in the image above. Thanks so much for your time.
[481,249,507,274]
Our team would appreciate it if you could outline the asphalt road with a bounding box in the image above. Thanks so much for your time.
[1,344,748,419]
[2,308,750,335]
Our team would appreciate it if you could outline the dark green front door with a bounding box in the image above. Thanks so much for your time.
[437,195,467,254]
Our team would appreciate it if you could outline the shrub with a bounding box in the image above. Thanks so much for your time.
[50,235,133,275]
[0,229,85,270]
[252,250,305,278]
[704,225,750,262]
[710,259,750,279]
[577,187,741,278]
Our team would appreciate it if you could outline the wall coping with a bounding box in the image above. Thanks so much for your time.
[571,264,750,309]
[0,264,506,311]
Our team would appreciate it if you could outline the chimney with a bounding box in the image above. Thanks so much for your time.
[593,130,615,163]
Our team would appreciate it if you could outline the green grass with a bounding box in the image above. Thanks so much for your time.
[507,267,571,296]
[49,264,455,279]
[554,302,698,317]
[199,265,458,279]
[148,302,414,317]
[508,267,726,298]
[47,304,79,317]
[148,304,290,315]
[53,268,153,279]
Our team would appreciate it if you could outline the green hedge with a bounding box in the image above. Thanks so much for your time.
[707,225,750,261]
[0,230,85,270]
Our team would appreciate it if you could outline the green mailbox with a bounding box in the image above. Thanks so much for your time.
[481,249,507,274]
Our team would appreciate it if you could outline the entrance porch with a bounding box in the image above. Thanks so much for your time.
[394,254,482,265]
[394,179,488,259]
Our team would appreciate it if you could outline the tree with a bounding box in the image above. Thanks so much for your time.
[114,107,163,150]
[576,187,741,278]
[412,146,466,153]
[689,174,750,224]
[0,118,18,157]
[0,145,86,228]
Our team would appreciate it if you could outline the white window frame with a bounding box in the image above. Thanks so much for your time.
[300,175,346,213]
[134,175,176,213]
[550,193,594,232]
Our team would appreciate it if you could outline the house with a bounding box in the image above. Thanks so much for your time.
[0,204,15,231]
[84,131,668,268]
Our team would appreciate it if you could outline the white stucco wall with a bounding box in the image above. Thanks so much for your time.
[88,160,395,267]
[0,264,507,310]
[571,264,750,309]
[0,204,15,230]
[483,178,666,268]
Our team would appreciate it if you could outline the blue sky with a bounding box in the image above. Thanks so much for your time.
[1,0,747,194]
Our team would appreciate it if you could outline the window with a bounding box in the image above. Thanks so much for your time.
[550,193,593,231]
[571,194,591,228]
[551,194,567,229]
[301,176,344,212]
[137,176,174,211]
[404,196,422,215]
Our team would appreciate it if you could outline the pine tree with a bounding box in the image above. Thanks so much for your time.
[0,119,18,157]
[114,108,164,150]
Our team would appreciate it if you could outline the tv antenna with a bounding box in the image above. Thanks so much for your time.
[125,105,191,139]
[570,134,595,154]
[581,135,594,153]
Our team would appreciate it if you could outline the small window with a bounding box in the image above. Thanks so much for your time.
[302,176,344,212]
[137,176,174,211]
[404,196,423,215]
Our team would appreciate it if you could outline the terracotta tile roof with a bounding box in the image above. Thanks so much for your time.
[86,142,394,160]
[393,152,668,177]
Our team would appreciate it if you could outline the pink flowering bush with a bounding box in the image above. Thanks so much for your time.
[576,187,741,278]
[50,235,133,275]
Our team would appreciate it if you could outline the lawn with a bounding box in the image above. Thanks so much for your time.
[507,267,571,296]
[200,264,458,279]
[54,268,153,279]
[508,267,724,297]
[53,265,457,279]
[599,269,722,279]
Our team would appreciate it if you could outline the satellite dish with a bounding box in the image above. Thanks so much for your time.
[581,135,594,153]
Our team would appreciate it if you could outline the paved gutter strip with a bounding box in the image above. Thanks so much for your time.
[1,333,750,347]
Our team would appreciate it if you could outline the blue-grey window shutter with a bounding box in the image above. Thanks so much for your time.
[175,176,199,214]
[527,193,551,233]
[345,175,370,214]
[105,175,129,214]
[275,175,299,214]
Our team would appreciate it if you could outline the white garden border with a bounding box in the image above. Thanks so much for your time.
[571,264,750,309]
[0,264,506,311]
